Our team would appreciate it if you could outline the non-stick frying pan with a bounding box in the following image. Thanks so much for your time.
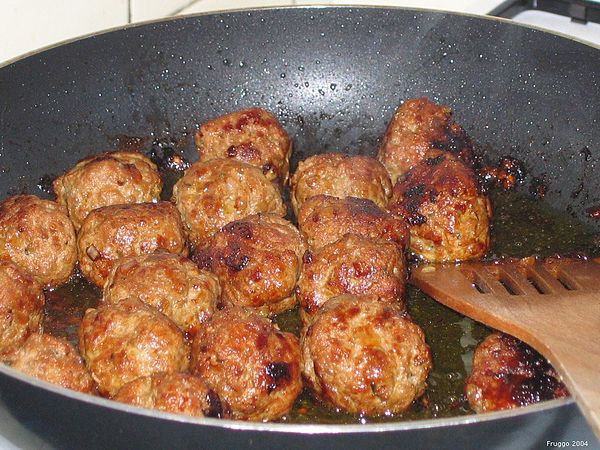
[1,6,599,449]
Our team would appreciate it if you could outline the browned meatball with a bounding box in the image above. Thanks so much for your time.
[466,333,568,413]
[114,372,229,418]
[77,201,188,287]
[301,295,431,416]
[103,252,220,336]
[0,195,77,287]
[0,260,44,362]
[388,151,491,262]
[195,214,306,316]
[53,151,162,230]
[377,97,475,183]
[172,159,286,248]
[190,307,302,421]
[11,334,96,394]
[290,153,392,216]
[296,234,406,322]
[196,108,292,183]
[297,195,409,251]
[79,298,189,397]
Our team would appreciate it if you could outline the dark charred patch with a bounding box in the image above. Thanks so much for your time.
[407,213,427,226]
[191,248,213,270]
[37,174,57,195]
[405,184,425,199]
[478,156,525,191]
[431,123,474,165]
[223,247,250,272]
[530,176,548,199]
[302,250,313,264]
[425,154,446,166]
[348,197,385,217]
[148,139,191,172]
[585,205,600,218]
[262,162,273,175]
[265,362,291,393]
[205,389,226,418]
[223,221,253,239]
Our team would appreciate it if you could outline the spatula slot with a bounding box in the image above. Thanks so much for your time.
[462,269,491,294]
[497,275,523,295]
[556,271,578,291]
[526,275,548,294]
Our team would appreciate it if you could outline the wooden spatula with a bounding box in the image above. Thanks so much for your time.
[410,257,600,439]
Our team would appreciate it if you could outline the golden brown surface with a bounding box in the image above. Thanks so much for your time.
[53,151,162,230]
[114,372,229,418]
[465,333,568,413]
[0,195,77,287]
[290,153,392,216]
[77,202,188,287]
[172,159,286,248]
[11,333,96,394]
[377,98,475,183]
[297,195,409,250]
[103,252,220,336]
[190,306,302,421]
[388,151,491,262]
[194,214,306,316]
[79,298,189,397]
[301,295,431,416]
[0,259,44,362]
[296,233,406,321]
[196,108,292,183]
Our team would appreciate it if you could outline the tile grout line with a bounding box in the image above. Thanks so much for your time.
[127,0,132,23]
[168,0,207,16]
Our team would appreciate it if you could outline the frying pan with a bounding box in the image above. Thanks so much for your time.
[0,6,599,449]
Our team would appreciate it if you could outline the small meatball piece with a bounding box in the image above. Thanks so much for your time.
[297,195,409,250]
[290,154,392,216]
[53,151,162,230]
[301,295,431,415]
[79,298,189,397]
[0,260,44,362]
[196,108,292,183]
[103,252,220,336]
[388,151,491,262]
[296,234,406,321]
[114,372,229,418]
[466,333,568,413]
[11,334,96,394]
[77,202,188,287]
[0,195,77,287]
[172,159,286,248]
[190,307,302,421]
[195,214,306,316]
[377,98,475,183]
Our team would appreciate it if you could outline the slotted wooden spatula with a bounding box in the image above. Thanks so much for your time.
[410,257,600,439]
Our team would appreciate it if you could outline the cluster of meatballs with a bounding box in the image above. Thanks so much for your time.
[0,99,564,422]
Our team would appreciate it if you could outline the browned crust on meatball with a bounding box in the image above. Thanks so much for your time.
[297,195,409,251]
[77,201,188,287]
[0,259,44,362]
[190,307,302,421]
[11,334,96,394]
[53,151,162,230]
[0,195,77,287]
[194,214,306,316]
[296,234,406,321]
[103,252,220,337]
[290,153,392,217]
[195,108,292,183]
[114,372,229,418]
[79,298,189,397]
[377,98,475,183]
[172,159,286,249]
[388,151,491,262]
[465,332,568,413]
[301,295,431,416]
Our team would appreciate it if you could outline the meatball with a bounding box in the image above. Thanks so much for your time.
[190,307,302,421]
[194,214,306,316]
[53,151,162,230]
[301,295,431,416]
[0,195,77,287]
[114,372,229,418]
[388,151,491,262]
[77,201,188,287]
[0,260,44,362]
[196,108,292,183]
[11,334,96,394]
[465,332,568,413]
[290,153,392,216]
[172,159,286,248]
[297,195,409,251]
[296,233,406,322]
[377,97,475,183]
[79,298,189,397]
[103,252,220,336]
